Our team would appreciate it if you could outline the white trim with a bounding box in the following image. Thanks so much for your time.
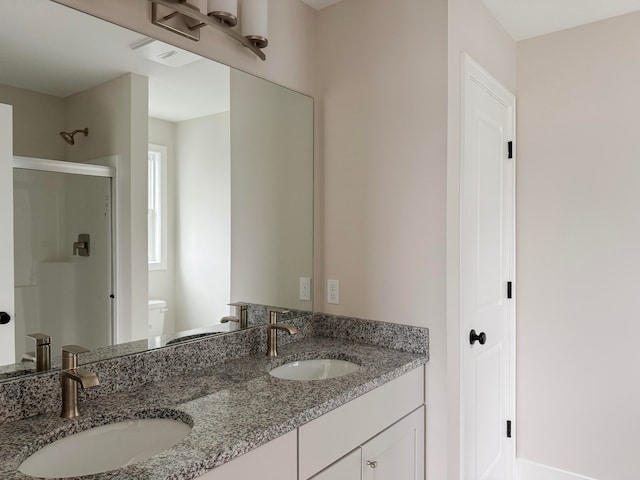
[459,52,517,479]
[518,459,599,480]
[13,156,115,177]
[88,155,121,346]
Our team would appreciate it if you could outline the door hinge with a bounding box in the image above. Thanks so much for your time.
[507,141,513,159]
[507,420,512,438]
[507,281,512,299]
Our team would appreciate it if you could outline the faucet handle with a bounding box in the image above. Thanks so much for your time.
[61,345,90,370]
[228,302,248,307]
[62,345,90,356]
[268,307,291,324]
[27,333,51,346]
[27,333,51,371]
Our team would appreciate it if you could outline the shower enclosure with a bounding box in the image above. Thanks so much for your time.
[12,157,115,363]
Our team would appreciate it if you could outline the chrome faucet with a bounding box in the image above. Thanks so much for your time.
[267,308,298,357]
[61,345,100,419]
[22,333,51,372]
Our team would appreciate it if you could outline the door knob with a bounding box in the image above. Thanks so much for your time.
[366,460,378,469]
[0,312,11,324]
[469,329,486,345]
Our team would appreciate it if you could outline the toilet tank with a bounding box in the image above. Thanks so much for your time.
[148,299,167,337]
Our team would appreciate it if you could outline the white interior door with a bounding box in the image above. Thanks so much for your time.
[0,103,15,364]
[461,54,516,480]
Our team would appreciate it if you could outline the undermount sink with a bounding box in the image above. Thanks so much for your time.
[19,418,191,478]
[270,358,360,381]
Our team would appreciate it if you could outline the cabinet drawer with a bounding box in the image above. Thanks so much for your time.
[299,366,424,479]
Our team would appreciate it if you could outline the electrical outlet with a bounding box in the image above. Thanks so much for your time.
[327,279,340,305]
[299,277,311,301]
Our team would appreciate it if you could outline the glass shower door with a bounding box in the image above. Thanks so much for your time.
[13,167,113,362]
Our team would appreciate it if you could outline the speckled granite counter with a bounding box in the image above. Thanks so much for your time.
[0,316,428,480]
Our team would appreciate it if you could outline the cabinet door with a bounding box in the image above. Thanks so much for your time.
[196,430,296,480]
[311,448,362,480]
[361,407,424,480]
[299,367,424,479]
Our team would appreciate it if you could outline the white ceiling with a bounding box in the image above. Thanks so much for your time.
[302,0,640,41]
[0,0,230,122]
[481,0,640,40]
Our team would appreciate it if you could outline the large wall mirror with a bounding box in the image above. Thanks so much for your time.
[0,0,313,379]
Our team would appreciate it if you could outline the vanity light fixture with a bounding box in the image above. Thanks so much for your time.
[150,0,267,61]
[208,0,238,27]
[240,0,268,49]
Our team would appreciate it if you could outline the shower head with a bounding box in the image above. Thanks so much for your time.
[59,128,89,145]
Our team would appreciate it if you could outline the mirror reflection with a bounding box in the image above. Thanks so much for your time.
[0,0,313,378]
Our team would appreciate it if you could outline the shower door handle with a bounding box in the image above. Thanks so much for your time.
[0,312,11,324]
[73,234,90,256]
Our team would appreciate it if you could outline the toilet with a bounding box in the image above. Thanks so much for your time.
[148,299,168,337]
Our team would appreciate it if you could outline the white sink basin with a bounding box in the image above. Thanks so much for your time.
[270,358,359,380]
[19,418,191,478]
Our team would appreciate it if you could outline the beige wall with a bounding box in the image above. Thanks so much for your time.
[447,1,516,478]
[516,13,640,480]
[0,84,65,160]
[175,112,231,330]
[65,73,149,342]
[230,69,314,310]
[318,0,448,477]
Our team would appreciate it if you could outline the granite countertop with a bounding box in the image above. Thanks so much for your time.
[0,336,428,480]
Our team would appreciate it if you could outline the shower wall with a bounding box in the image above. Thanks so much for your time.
[0,83,65,159]
[13,169,112,361]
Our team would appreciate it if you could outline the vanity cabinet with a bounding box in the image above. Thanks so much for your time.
[196,430,297,480]
[312,449,362,479]
[299,366,424,479]
[196,366,425,480]
[311,407,425,480]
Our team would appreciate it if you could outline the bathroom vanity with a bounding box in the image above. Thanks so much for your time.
[0,315,428,480]
[200,367,424,480]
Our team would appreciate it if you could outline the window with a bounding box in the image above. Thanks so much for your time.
[148,144,167,270]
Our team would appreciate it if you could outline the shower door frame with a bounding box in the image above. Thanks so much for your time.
[12,156,119,346]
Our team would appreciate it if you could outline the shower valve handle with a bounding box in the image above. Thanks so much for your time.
[0,312,11,325]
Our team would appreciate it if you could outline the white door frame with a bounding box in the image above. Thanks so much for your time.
[459,52,516,479]
[0,105,15,364]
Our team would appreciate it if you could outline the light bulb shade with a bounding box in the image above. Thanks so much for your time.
[241,0,268,48]
[208,0,238,26]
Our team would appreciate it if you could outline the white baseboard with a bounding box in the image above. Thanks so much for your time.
[518,459,598,480]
